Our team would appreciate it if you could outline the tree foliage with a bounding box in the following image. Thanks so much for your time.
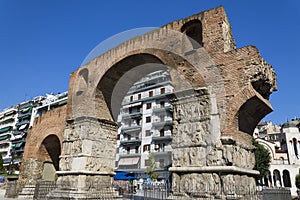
[145,152,159,180]
[253,139,271,180]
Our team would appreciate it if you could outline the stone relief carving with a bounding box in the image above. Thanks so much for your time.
[179,173,221,197]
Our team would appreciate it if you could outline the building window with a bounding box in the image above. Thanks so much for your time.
[115,161,119,167]
[135,146,139,154]
[160,88,165,94]
[146,103,152,109]
[129,107,132,114]
[117,134,120,140]
[143,144,150,152]
[130,96,133,102]
[136,119,141,126]
[293,138,298,158]
[146,116,151,123]
[160,129,164,137]
[159,159,164,168]
[149,91,153,97]
[137,105,142,112]
[146,130,152,137]
[160,101,165,108]
[127,147,130,154]
[160,114,164,122]
[145,159,150,166]
[138,94,141,100]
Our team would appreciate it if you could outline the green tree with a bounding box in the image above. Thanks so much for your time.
[145,152,159,181]
[0,153,6,175]
[253,139,271,183]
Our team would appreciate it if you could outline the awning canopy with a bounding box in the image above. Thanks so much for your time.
[0,134,11,141]
[21,107,31,113]
[114,171,135,180]
[0,127,11,133]
[119,157,140,166]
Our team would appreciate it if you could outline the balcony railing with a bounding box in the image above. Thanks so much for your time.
[16,119,30,127]
[121,125,142,132]
[152,135,172,141]
[152,119,173,127]
[118,153,141,158]
[120,138,142,146]
[122,112,142,119]
[152,105,173,113]
[152,151,172,156]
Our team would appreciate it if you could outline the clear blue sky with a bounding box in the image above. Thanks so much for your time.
[0,0,299,125]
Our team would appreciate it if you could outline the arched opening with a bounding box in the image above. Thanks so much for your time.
[97,54,166,121]
[283,170,291,187]
[238,96,273,135]
[181,19,203,49]
[273,169,282,187]
[293,138,298,158]
[268,170,273,187]
[39,134,61,181]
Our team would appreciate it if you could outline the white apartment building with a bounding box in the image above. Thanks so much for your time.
[115,70,173,181]
[254,119,300,197]
[0,92,68,174]
[0,107,18,165]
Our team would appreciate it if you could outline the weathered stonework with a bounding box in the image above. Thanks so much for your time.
[17,6,276,199]
[16,105,66,198]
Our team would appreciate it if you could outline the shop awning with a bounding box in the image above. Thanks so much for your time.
[119,157,140,166]
[15,142,24,148]
[0,127,11,133]
[114,171,135,180]
[0,134,11,141]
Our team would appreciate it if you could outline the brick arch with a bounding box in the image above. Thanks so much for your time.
[18,105,66,192]
[95,50,207,121]
[55,6,277,199]
[223,83,273,145]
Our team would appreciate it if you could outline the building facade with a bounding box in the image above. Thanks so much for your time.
[0,92,68,174]
[254,119,300,197]
[0,107,18,167]
[115,70,173,180]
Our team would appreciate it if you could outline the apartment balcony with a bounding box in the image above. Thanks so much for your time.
[121,125,142,133]
[152,105,173,113]
[122,112,142,120]
[16,119,30,127]
[0,134,11,142]
[0,116,15,124]
[152,119,173,127]
[17,112,31,119]
[152,151,172,156]
[152,135,172,141]
[118,153,141,158]
[0,126,12,134]
[0,143,10,152]
[19,103,33,111]
[120,138,141,146]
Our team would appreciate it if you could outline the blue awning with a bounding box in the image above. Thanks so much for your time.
[114,171,135,180]
[0,127,11,133]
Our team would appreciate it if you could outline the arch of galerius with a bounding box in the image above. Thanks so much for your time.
[42,6,276,199]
